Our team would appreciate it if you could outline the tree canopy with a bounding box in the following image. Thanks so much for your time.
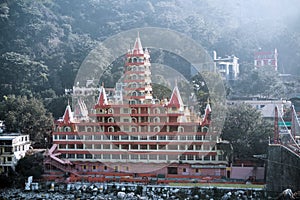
[0,95,53,147]
[233,65,286,98]
[221,103,273,160]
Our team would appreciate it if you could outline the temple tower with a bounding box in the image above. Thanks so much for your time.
[123,33,152,104]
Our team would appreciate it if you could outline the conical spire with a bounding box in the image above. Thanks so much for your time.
[95,85,108,108]
[202,100,211,126]
[167,85,184,109]
[132,32,144,55]
[62,104,74,124]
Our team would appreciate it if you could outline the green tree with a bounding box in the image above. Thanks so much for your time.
[152,83,172,100]
[0,95,53,147]
[15,153,44,184]
[221,103,273,160]
[0,52,49,97]
[234,66,285,98]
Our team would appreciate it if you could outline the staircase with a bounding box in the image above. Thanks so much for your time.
[45,144,80,177]
[45,158,80,176]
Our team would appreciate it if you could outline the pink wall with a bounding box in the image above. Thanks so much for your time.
[230,166,265,180]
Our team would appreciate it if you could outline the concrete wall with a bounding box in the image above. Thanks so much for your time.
[266,144,300,193]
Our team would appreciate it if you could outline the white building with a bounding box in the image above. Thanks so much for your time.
[0,133,30,173]
[227,98,291,119]
[213,51,239,81]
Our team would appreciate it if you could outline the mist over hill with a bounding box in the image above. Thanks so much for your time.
[0,0,300,99]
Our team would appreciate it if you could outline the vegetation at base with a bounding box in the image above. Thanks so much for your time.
[15,153,44,186]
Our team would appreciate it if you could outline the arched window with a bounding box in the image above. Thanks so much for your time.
[131,108,137,114]
[108,126,114,132]
[153,126,160,132]
[86,127,93,132]
[153,117,160,123]
[132,91,138,96]
[178,126,184,132]
[131,126,137,132]
[108,117,114,123]
[64,126,71,132]
[108,108,114,114]
[132,74,138,80]
[202,127,209,132]
[131,117,137,123]
[133,57,138,63]
[154,108,160,114]
[129,100,136,105]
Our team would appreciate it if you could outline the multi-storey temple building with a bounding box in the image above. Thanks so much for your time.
[44,34,228,182]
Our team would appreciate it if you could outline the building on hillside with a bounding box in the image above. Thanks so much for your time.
[227,98,291,119]
[44,34,228,183]
[254,48,278,71]
[0,133,30,173]
[213,51,239,81]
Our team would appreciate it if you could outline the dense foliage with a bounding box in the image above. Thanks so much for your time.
[15,153,44,182]
[0,95,53,147]
[1,0,300,100]
[221,103,273,160]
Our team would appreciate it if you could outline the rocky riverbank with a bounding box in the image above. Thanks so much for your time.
[0,182,270,200]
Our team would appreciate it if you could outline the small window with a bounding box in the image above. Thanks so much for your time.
[159,154,166,160]
[68,135,75,140]
[108,126,114,132]
[140,154,147,160]
[113,135,119,140]
[153,117,160,123]
[149,135,157,140]
[187,154,194,160]
[121,135,129,140]
[179,155,186,160]
[195,135,202,140]
[153,126,160,132]
[68,154,75,159]
[104,165,107,170]
[149,154,157,160]
[178,126,184,132]
[64,126,71,132]
[130,136,138,140]
[204,155,210,161]
[182,168,186,173]
[94,135,102,140]
[86,154,92,159]
[140,135,147,140]
[159,135,166,140]
[94,154,101,159]
[195,155,202,160]
[108,117,114,123]
[77,154,84,159]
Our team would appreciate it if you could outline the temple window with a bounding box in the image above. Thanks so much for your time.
[178,126,184,132]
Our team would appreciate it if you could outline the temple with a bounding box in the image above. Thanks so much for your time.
[44,34,228,183]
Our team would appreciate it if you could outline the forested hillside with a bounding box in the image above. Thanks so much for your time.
[1,0,300,112]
